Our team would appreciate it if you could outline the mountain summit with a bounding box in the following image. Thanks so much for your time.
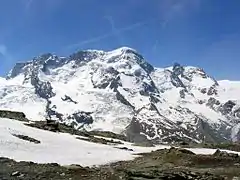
[1,47,240,144]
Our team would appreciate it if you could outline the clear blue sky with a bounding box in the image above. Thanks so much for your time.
[0,0,240,80]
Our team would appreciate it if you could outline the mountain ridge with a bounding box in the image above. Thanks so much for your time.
[1,47,240,144]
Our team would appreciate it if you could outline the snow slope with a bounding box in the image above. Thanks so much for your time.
[0,118,135,166]
[1,118,240,166]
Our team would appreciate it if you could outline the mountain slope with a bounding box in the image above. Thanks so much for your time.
[1,47,240,144]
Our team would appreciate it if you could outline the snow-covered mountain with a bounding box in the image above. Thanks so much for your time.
[1,47,240,144]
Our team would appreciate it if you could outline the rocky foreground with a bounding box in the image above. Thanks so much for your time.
[1,147,240,180]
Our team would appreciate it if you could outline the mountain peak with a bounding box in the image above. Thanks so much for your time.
[114,46,137,53]
[1,46,240,144]
[172,62,184,76]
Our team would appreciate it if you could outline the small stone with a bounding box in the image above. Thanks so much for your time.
[11,171,21,177]
[19,174,25,178]
[60,173,65,176]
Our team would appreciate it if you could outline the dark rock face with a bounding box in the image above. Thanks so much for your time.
[7,62,31,79]
[67,111,93,125]
[180,89,187,98]
[28,68,55,100]
[105,66,119,75]
[8,53,67,80]
[91,68,120,89]
[206,97,221,108]
[115,89,135,110]
[140,81,158,96]
[196,118,230,143]
[109,76,122,90]
[127,107,207,144]
[133,68,142,77]
[41,55,66,74]
[45,108,94,129]
[32,79,55,99]
[46,101,64,121]
[12,134,41,144]
[149,94,161,103]
[45,119,60,132]
[207,85,218,95]
[124,49,154,74]
[233,126,240,142]
[115,147,134,151]
[61,95,77,104]
[219,100,236,115]
[182,66,218,84]
[69,50,103,64]
[0,110,28,122]
[171,72,186,88]
[233,108,240,118]
[189,67,208,79]
[172,63,184,76]
[200,88,207,94]
[126,117,152,145]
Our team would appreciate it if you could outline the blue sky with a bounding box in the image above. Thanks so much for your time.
[0,0,240,80]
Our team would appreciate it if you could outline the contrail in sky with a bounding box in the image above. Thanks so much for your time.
[104,15,124,45]
[25,0,33,10]
[67,19,154,50]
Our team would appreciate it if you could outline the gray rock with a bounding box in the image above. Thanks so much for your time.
[69,50,103,64]
[219,100,236,115]
[0,110,28,122]
[201,88,207,94]
[12,134,41,144]
[172,63,184,76]
[11,171,21,177]
[207,85,218,95]
[61,95,77,104]
[64,111,94,128]
[115,89,135,110]
[30,72,55,99]
[126,118,153,146]
[206,97,220,108]
[124,48,154,74]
